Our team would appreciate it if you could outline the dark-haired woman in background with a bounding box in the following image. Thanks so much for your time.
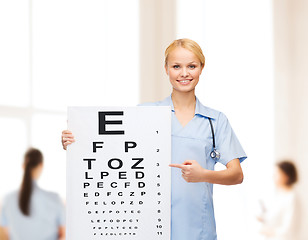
[0,148,65,240]
[258,161,298,240]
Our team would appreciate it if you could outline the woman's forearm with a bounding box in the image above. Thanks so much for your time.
[0,227,9,240]
[201,159,243,185]
[58,226,65,240]
[170,158,243,184]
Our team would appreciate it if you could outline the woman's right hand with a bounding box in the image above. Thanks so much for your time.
[61,130,75,150]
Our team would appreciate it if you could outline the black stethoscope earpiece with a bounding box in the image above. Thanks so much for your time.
[208,118,220,160]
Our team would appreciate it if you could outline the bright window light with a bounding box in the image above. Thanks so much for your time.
[0,0,140,203]
[32,0,139,111]
[0,0,30,107]
[0,118,27,199]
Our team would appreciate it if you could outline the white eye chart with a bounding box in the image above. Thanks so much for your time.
[66,106,171,240]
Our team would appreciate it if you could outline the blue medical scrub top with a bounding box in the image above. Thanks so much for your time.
[0,182,65,240]
[140,95,247,240]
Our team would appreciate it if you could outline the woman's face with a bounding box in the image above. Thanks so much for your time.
[31,163,44,180]
[274,167,289,188]
[165,47,203,93]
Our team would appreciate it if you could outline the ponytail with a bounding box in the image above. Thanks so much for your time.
[19,148,43,216]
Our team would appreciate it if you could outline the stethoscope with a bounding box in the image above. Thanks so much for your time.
[208,118,221,160]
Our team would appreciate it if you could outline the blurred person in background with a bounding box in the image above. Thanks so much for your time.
[257,160,298,240]
[0,148,65,240]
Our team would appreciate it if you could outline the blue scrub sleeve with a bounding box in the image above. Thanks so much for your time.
[215,112,247,165]
[55,195,66,226]
[0,200,8,226]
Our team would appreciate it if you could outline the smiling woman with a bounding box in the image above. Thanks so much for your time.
[150,38,247,240]
[166,47,202,92]
[164,39,205,127]
[62,38,247,240]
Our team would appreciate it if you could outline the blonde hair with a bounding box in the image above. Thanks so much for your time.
[165,38,205,68]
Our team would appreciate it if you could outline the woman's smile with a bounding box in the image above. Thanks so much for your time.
[176,79,193,85]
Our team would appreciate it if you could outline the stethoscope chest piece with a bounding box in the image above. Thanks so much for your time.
[210,149,220,160]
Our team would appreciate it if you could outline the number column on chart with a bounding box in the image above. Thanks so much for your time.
[155,130,164,237]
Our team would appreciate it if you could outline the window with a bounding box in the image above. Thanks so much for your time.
[0,0,139,201]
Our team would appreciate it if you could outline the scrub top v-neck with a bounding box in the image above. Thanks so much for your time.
[140,95,247,240]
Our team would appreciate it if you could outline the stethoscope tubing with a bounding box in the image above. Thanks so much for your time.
[208,118,220,160]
